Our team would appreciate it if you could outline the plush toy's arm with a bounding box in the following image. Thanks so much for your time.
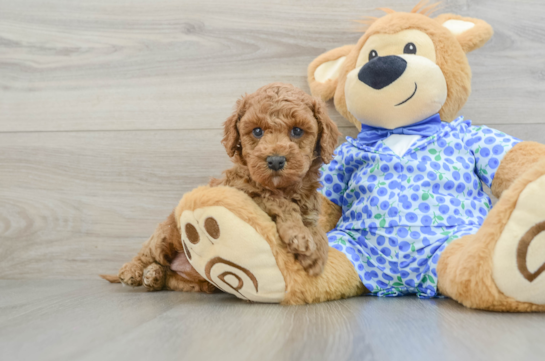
[318,193,342,232]
[491,141,545,198]
[464,125,521,189]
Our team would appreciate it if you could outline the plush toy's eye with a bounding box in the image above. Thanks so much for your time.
[290,127,304,138]
[368,50,378,61]
[252,128,263,138]
[403,42,417,54]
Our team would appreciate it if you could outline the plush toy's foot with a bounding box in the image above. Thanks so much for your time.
[178,188,287,303]
[176,186,365,305]
[438,161,545,312]
[492,168,545,307]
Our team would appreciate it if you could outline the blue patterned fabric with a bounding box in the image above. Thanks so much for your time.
[357,113,442,145]
[319,117,521,298]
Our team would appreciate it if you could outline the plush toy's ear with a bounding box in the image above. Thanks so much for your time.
[435,14,494,53]
[222,95,247,161]
[310,97,341,164]
[308,45,354,101]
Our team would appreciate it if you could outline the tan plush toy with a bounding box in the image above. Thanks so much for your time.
[175,3,545,310]
[306,2,545,311]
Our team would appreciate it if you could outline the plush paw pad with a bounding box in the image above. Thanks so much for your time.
[493,174,545,305]
[180,206,286,303]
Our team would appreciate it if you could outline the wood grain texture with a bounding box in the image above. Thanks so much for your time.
[0,0,545,280]
[1,280,545,361]
[1,0,545,132]
[2,1,545,358]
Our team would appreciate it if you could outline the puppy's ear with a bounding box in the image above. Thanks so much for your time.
[311,97,341,164]
[222,95,247,160]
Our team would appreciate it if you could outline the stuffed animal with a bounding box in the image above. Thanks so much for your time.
[175,3,545,310]
[306,2,545,311]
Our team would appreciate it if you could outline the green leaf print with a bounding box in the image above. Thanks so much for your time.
[428,149,437,155]
[393,282,404,287]
[435,155,441,161]
[380,219,386,228]
[410,243,416,252]
[340,239,346,246]
[374,214,382,219]
[428,277,436,285]
[436,216,445,221]
[397,276,403,283]
[422,193,430,201]
[421,275,428,283]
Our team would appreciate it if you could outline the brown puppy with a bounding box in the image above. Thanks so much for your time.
[101,83,340,293]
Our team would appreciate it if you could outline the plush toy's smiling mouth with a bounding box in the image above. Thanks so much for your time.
[395,82,418,106]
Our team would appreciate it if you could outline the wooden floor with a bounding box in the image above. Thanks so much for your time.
[1,0,545,360]
[1,279,544,361]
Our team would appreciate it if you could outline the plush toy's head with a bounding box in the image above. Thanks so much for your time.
[308,2,494,130]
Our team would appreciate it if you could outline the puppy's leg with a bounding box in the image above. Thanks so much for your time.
[142,263,167,291]
[297,225,329,276]
[164,269,218,293]
[118,212,179,287]
[254,197,323,274]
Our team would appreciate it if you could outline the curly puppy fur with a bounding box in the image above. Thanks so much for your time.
[101,83,341,291]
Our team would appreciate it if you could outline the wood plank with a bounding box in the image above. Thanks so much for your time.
[0,129,229,279]
[1,0,545,132]
[1,280,545,361]
[1,123,544,280]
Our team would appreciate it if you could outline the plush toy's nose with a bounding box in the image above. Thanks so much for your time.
[358,55,407,90]
[267,156,286,171]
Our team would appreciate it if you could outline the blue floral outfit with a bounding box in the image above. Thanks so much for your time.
[319,115,520,298]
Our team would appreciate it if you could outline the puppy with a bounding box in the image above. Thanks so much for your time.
[101,83,340,292]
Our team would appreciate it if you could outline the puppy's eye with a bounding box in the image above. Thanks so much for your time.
[368,50,378,61]
[290,127,304,139]
[403,42,417,54]
[252,128,263,139]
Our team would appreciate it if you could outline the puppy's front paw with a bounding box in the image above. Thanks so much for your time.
[297,242,328,276]
[143,263,166,291]
[280,226,316,256]
[119,262,143,287]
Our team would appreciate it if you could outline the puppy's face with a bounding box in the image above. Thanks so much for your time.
[222,83,339,190]
[238,102,319,189]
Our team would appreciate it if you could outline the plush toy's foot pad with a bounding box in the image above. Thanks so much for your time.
[493,174,545,305]
[180,206,286,303]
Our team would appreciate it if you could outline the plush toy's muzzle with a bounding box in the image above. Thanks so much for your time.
[358,55,407,90]
[346,51,447,129]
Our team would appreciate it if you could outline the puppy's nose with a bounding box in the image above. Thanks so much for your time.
[358,55,407,90]
[267,156,286,171]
